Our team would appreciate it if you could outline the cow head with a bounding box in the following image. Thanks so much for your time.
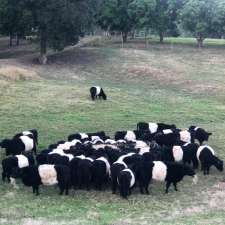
[0,139,11,149]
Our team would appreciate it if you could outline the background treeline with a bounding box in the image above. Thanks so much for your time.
[0,0,225,63]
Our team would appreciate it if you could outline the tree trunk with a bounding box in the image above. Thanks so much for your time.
[197,37,204,48]
[9,33,13,47]
[39,27,47,65]
[145,29,149,48]
[130,30,135,39]
[16,35,20,46]
[159,32,164,43]
[122,31,128,43]
[121,32,124,48]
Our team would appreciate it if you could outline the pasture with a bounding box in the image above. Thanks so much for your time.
[0,37,225,224]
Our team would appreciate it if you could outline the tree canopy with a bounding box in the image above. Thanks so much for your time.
[0,0,33,46]
[1,0,225,61]
[180,0,225,47]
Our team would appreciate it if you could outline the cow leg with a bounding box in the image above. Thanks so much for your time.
[139,181,144,194]
[112,178,117,194]
[165,181,171,193]
[192,158,199,170]
[173,182,178,191]
[33,186,39,195]
[206,166,210,175]
[7,174,10,183]
[128,189,131,196]
[59,186,64,195]
[2,171,6,182]
[145,184,150,195]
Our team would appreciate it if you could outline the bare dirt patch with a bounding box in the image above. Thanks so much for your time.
[179,181,225,217]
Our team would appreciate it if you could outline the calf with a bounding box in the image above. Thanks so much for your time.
[197,145,223,175]
[20,164,71,195]
[90,86,107,100]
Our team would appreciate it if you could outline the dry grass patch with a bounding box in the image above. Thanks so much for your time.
[0,66,39,81]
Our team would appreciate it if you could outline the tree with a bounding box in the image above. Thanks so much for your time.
[26,0,99,64]
[0,0,33,46]
[112,0,135,42]
[128,0,156,34]
[180,0,224,47]
[212,0,225,38]
[150,0,183,43]
[98,0,154,42]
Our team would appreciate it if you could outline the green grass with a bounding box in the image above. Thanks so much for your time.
[0,37,225,224]
[158,37,225,46]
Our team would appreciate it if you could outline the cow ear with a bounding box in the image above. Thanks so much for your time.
[208,132,212,136]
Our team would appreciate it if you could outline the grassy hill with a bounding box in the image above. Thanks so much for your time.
[0,37,225,224]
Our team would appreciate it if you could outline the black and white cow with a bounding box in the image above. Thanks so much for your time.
[105,139,117,145]
[196,145,223,175]
[135,160,154,194]
[13,129,38,145]
[68,133,89,142]
[90,86,107,100]
[179,130,192,143]
[182,143,199,169]
[189,126,212,145]
[137,122,176,133]
[115,131,136,141]
[117,168,135,199]
[19,164,71,195]
[111,160,127,194]
[2,154,35,182]
[163,144,199,169]
[77,157,95,190]
[87,131,107,141]
[154,132,179,146]
[70,155,86,188]
[152,161,196,193]
[92,156,111,190]
[46,154,72,166]
[0,135,37,155]
[110,153,135,194]
[154,129,191,146]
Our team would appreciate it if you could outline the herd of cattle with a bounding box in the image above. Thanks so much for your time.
[0,122,223,198]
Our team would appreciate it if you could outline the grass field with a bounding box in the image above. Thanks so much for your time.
[0,36,225,224]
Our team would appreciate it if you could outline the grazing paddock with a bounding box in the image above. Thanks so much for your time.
[0,37,225,224]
